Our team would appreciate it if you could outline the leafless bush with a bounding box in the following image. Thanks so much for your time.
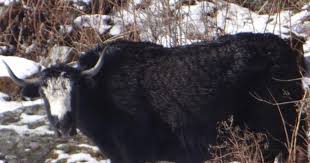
[0,0,122,61]
[209,117,267,162]
[209,92,309,163]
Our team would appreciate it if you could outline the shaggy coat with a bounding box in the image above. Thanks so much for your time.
[72,33,306,162]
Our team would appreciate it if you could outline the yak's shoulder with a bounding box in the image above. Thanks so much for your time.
[78,40,164,69]
[189,33,286,46]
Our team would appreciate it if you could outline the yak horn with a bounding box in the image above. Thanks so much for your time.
[67,61,78,68]
[81,47,107,77]
[1,60,41,86]
[67,61,77,66]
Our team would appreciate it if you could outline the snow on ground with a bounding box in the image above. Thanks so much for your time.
[74,15,113,35]
[49,150,110,163]
[0,55,41,79]
[0,99,43,114]
[0,0,19,6]
[69,0,92,4]
[45,143,110,163]
[69,0,310,48]
[0,92,8,101]
[0,97,52,136]
[109,0,310,48]
[78,144,101,151]
[0,124,53,136]
[19,113,45,124]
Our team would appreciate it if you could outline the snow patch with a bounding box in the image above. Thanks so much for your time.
[74,15,112,34]
[0,55,41,79]
[0,92,8,101]
[112,0,310,47]
[0,124,54,136]
[109,22,124,36]
[19,113,45,124]
[78,144,100,151]
[0,0,19,6]
[49,150,110,163]
[0,99,43,114]
[67,153,109,163]
[59,25,74,34]
[70,0,92,4]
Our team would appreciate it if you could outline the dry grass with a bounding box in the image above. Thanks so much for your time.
[209,117,267,163]
[209,89,310,163]
[209,115,308,162]
[0,0,308,60]
[0,0,127,61]
[227,0,309,14]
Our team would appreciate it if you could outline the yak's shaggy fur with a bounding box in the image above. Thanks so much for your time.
[16,33,308,162]
[72,33,306,163]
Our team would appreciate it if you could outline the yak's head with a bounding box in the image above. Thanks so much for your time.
[2,49,105,137]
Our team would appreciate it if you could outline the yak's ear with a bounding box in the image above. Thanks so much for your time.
[21,83,40,98]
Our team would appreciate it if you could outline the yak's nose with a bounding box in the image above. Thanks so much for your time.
[50,114,77,137]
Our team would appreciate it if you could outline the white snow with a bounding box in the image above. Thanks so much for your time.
[68,0,92,5]
[0,99,43,114]
[0,55,41,79]
[19,113,45,124]
[0,124,53,136]
[0,92,8,101]
[49,150,110,163]
[0,0,19,6]
[111,0,310,47]
[109,23,124,36]
[24,43,38,54]
[59,25,74,34]
[78,144,100,151]
[67,153,110,163]
[74,15,112,34]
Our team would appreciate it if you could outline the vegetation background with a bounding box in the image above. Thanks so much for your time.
[0,0,309,162]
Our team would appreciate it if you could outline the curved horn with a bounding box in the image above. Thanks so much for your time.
[1,60,41,86]
[81,47,107,77]
[67,61,78,68]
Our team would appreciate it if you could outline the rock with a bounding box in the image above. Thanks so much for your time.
[0,128,58,163]
[0,77,22,100]
[0,129,21,154]
[0,92,11,101]
[0,45,15,56]
[29,142,40,150]
[0,152,5,159]
[0,111,21,124]
[41,45,76,67]
[23,104,46,115]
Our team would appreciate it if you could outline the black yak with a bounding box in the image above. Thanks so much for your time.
[2,33,307,163]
